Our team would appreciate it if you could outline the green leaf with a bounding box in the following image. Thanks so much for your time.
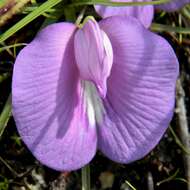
[0,94,11,138]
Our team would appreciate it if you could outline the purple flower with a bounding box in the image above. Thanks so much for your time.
[95,0,190,27]
[156,0,190,11]
[95,0,153,28]
[12,16,179,171]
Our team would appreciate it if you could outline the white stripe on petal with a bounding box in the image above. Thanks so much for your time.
[83,81,105,127]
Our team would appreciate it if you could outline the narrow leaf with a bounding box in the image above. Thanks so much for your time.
[70,0,171,7]
[151,23,190,34]
[0,0,62,43]
[0,94,11,138]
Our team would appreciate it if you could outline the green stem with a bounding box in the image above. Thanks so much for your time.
[0,156,18,177]
[75,6,87,26]
[169,126,190,155]
[125,180,137,190]
[82,164,91,190]
[151,23,190,34]
[0,0,30,27]
[156,169,179,186]
[0,43,27,53]
[70,0,172,7]
[0,94,11,139]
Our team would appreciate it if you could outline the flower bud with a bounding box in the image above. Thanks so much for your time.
[74,18,113,98]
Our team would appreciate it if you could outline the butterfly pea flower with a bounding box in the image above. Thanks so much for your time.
[12,16,179,171]
[95,0,190,28]
[156,0,190,11]
[95,0,153,28]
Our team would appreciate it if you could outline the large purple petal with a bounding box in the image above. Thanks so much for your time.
[95,0,153,28]
[12,23,97,171]
[156,0,190,11]
[98,16,179,163]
